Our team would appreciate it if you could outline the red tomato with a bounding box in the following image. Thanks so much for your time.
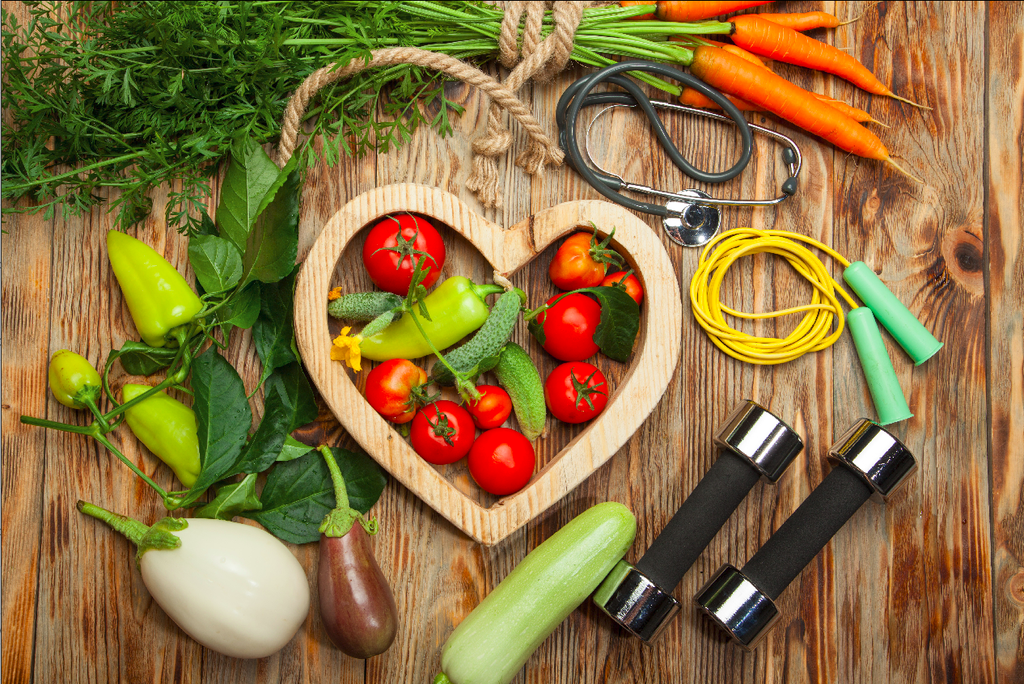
[465,385,513,430]
[548,232,606,290]
[468,428,536,496]
[533,293,601,361]
[364,359,427,424]
[544,362,609,424]
[362,214,446,295]
[410,400,475,465]
[600,271,644,305]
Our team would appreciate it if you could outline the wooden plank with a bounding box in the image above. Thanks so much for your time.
[831,2,995,683]
[986,1,1024,680]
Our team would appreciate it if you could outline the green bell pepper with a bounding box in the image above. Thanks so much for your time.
[359,277,504,362]
[122,384,202,488]
[106,231,203,348]
[48,350,101,410]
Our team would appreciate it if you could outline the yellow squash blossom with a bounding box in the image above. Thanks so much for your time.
[331,327,362,372]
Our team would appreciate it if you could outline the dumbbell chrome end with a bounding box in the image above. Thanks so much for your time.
[827,419,916,501]
[694,564,778,650]
[593,560,680,644]
[715,400,804,482]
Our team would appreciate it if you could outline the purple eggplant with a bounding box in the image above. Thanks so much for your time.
[317,446,398,658]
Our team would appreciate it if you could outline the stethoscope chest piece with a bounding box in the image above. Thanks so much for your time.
[664,189,720,247]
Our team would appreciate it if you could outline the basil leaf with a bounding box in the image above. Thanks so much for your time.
[233,362,318,475]
[176,346,252,508]
[216,139,283,252]
[240,161,300,287]
[252,268,299,389]
[188,233,242,294]
[277,435,314,463]
[578,286,640,362]
[247,447,386,544]
[194,473,261,520]
[108,341,178,376]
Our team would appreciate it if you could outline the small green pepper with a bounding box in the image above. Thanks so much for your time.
[48,350,102,409]
[359,277,505,362]
[122,384,202,488]
[107,231,203,348]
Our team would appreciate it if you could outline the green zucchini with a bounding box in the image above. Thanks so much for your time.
[328,291,402,322]
[431,288,524,386]
[434,502,637,684]
[493,342,546,441]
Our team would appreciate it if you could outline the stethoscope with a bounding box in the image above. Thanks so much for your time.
[556,60,802,247]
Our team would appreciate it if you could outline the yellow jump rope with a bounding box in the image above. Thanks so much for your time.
[688,227,942,424]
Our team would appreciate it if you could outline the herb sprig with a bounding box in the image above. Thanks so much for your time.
[2,1,704,232]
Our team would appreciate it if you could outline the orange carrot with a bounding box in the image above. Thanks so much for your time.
[657,1,772,21]
[729,15,927,107]
[756,11,841,31]
[619,1,657,20]
[688,45,918,179]
[679,87,883,125]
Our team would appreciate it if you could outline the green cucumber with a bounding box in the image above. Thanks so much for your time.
[435,502,636,684]
[432,288,524,386]
[328,291,402,321]
[493,342,545,441]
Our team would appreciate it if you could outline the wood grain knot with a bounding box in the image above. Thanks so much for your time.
[939,227,985,296]
[1009,570,1024,606]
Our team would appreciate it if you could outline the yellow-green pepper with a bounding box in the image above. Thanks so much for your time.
[359,277,504,362]
[48,350,102,409]
[122,384,202,487]
[106,231,203,348]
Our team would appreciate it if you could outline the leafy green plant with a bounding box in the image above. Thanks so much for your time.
[1,1,711,232]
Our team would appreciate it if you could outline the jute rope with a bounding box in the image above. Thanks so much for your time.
[276,3,587,209]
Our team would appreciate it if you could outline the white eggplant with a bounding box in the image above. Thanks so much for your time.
[78,501,310,659]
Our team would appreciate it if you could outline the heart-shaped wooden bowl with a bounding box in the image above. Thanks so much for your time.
[295,184,681,545]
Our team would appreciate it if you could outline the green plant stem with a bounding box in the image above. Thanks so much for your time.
[93,433,169,499]
[77,500,149,546]
[19,415,96,435]
[319,445,350,511]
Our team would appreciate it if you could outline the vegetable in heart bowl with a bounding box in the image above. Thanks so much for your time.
[296,184,682,546]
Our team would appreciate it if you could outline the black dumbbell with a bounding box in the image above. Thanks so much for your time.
[694,419,916,649]
[593,400,804,643]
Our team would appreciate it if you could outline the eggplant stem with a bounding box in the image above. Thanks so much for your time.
[77,500,149,546]
[318,446,364,538]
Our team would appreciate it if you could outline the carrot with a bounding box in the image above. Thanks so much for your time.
[755,11,841,31]
[679,87,884,125]
[619,1,657,20]
[689,45,919,179]
[657,1,772,22]
[729,15,927,107]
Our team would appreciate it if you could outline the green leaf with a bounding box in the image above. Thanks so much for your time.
[188,234,242,294]
[220,282,261,330]
[108,342,178,376]
[239,161,300,287]
[277,435,314,463]
[252,268,298,389]
[216,139,283,253]
[578,286,640,362]
[176,346,252,508]
[232,362,318,475]
[194,473,261,520]
[246,448,386,545]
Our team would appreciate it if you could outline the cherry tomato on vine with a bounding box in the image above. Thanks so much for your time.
[410,400,475,465]
[364,359,428,424]
[532,293,601,361]
[468,428,536,496]
[547,226,623,291]
[600,271,643,305]
[544,362,609,424]
[465,385,513,430]
[362,214,446,295]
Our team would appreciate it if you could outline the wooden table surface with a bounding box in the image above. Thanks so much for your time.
[2,2,1022,682]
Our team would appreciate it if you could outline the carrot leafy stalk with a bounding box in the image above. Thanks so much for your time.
[688,46,920,180]
[728,14,929,108]
[619,1,657,20]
